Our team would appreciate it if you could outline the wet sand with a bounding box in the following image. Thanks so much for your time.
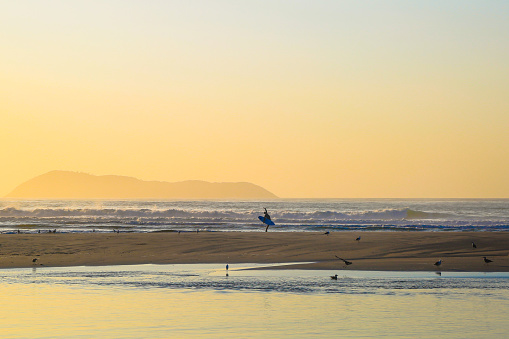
[1,231,508,271]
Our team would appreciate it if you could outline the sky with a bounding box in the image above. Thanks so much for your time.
[1,0,509,198]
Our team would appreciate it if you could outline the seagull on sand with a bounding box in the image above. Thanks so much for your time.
[330,274,338,280]
[483,256,493,264]
[355,236,361,241]
[323,231,330,235]
[472,242,477,249]
[434,259,442,267]
[32,258,38,263]
[335,255,353,266]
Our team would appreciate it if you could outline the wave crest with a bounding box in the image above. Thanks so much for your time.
[0,207,445,220]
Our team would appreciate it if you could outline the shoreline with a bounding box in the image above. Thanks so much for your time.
[1,231,508,271]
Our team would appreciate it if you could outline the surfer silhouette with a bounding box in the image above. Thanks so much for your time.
[263,208,271,232]
[263,208,271,221]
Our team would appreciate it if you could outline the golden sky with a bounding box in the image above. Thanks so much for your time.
[2,1,509,198]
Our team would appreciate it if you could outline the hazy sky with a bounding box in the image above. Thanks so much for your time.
[2,1,508,198]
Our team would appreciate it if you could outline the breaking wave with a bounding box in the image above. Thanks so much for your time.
[1,200,508,233]
[0,207,445,220]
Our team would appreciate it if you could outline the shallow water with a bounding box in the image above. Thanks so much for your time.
[1,264,508,338]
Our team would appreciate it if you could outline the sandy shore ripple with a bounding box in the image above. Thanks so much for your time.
[1,231,508,271]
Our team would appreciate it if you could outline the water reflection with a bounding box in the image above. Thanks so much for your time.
[1,265,508,338]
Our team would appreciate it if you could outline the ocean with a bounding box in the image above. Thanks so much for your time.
[1,264,508,338]
[2,200,509,338]
[0,199,508,233]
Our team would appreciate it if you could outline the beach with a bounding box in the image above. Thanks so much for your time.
[1,231,508,271]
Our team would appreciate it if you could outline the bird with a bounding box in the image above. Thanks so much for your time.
[355,236,361,241]
[483,256,493,264]
[435,271,442,276]
[32,258,38,263]
[226,264,229,270]
[330,274,338,280]
[335,255,353,266]
[323,231,330,235]
[472,242,477,249]
[434,259,442,267]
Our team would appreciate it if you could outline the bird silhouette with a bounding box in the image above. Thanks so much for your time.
[355,236,361,241]
[330,274,338,280]
[483,256,493,264]
[472,242,477,249]
[434,259,442,267]
[335,255,353,266]
[323,231,330,235]
[32,258,38,263]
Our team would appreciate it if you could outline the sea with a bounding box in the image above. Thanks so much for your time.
[0,198,508,233]
[1,199,508,338]
[1,264,508,338]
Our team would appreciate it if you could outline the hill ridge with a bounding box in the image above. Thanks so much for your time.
[6,171,278,199]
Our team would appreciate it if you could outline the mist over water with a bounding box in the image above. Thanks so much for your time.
[1,199,508,233]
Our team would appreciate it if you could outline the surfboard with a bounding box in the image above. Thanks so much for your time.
[258,216,275,226]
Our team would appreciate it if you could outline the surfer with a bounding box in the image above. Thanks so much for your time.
[263,208,271,221]
[263,208,271,232]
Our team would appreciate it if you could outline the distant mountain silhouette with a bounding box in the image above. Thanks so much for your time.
[6,171,278,199]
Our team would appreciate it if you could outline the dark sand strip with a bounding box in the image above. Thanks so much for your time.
[1,232,508,271]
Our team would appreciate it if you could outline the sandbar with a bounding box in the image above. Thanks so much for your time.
[1,231,508,271]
